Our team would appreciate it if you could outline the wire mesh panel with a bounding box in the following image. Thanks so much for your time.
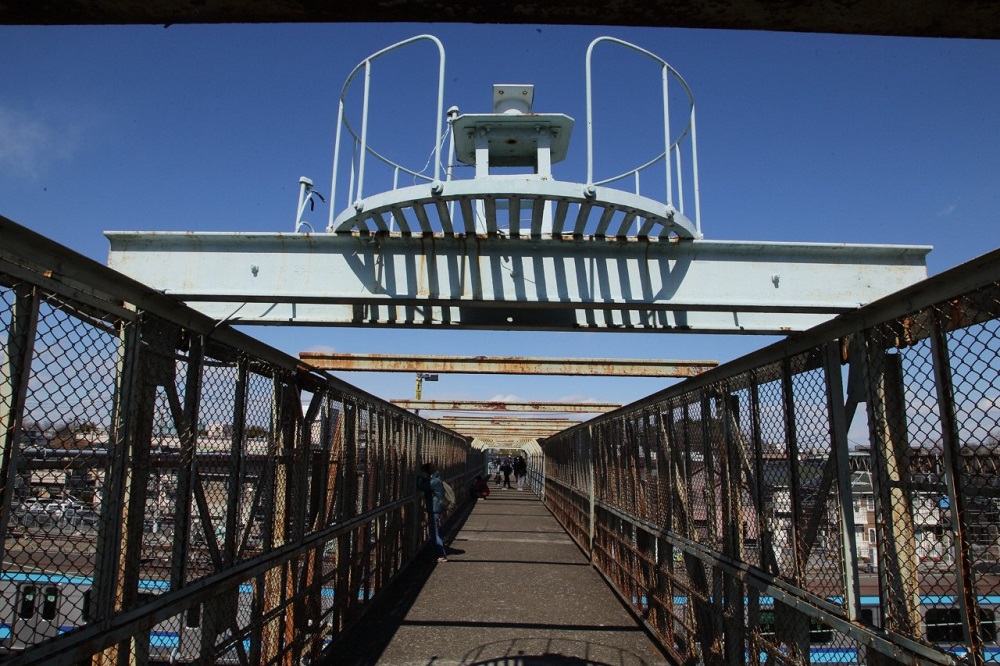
[1,284,122,654]
[0,220,470,664]
[542,251,1000,665]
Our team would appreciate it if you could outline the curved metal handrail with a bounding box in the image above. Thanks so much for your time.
[585,36,701,236]
[327,35,446,232]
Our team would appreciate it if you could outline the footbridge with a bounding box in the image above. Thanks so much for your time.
[2,34,1000,666]
[4,212,1000,664]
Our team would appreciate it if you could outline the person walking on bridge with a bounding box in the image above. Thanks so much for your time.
[500,459,513,489]
[418,462,448,562]
[514,456,527,490]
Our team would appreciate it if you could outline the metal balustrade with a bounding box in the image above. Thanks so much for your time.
[0,215,471,664]
[543,247,1000,666]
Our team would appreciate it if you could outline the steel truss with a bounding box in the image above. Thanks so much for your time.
[0,215,470,664]
[542,246,1000,666]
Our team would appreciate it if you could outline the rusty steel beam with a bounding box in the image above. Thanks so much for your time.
[429,416,581,438]
[440,427,571,438]
[301,353,716,377]
[391,399,620,413]
[433,416,583,426]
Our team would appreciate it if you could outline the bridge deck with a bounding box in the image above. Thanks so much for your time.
[323,488,671,665]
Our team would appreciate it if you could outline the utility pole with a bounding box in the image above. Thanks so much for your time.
[414,372,439,400]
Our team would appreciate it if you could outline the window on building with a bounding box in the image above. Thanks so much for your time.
[868,528,877,544]
[860,607,881,627]
[926,608,962,643]
[981,609,997,643]
[921,608,999,643]
[18,586,37,619]
[41,586,59,621]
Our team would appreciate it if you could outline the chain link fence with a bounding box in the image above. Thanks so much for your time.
[543,249,1000,666]
[0,216,470,664]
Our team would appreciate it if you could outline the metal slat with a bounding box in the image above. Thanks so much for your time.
[615,210,638,238]
[508,196,521,238]
[552,200,570,235]
[594,206,616,237]
[637,216,656,237]
[413,202,435,234]
[389,206,411,234]
[484,197,498,235]
[530,198,547,237]
[459,197,477,234]
[573,202,593,235]
[434,199,453,235]
[370,212,390,232]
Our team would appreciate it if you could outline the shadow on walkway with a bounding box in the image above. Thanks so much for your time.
[322,489,671,666]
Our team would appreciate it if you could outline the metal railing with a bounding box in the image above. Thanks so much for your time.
[321,35,703,240]
[0,215,470,664]
[543,247,1000,666]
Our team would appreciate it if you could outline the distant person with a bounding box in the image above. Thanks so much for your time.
[471,475,490,500]
[514,457,528,490]
[417,462,448,562]
[500,460,513,489]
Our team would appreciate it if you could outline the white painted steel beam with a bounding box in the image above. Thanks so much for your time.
[105,232,930,334]
[303,353,715,377]
[392,399,620,413]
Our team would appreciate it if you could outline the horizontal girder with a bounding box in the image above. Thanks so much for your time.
[430,415,580,438]
[105,231,930,334]
[393,399,620,413]
[302,352,716,376]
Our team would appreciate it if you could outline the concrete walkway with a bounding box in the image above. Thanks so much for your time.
[324,487,672,666]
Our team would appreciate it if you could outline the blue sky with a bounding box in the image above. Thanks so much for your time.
[2,23,999,419]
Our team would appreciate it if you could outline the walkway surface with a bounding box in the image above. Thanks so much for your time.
[324,487,672,666]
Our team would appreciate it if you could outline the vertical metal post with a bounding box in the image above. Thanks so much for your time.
[328,99,346,231]
[722,390,746,666]
[355,59,372,206]
[410,422,422,558]
[651,408,671,641]
[824,342,861,623]
[779,357,809,662]
[0,286,39,564]
[700,392,718,550]
[930,314,982,662]
[339,400,358,620]
[746,377,765,666]
[170,334,203,613]
[780,358,805,583]
[865,346,922,642]
[588,425,597,559]
[661,63,672,209]
[225,355,248,567]
[279,379,302,661]
[115,318,175,665]
[260,376,288,664]
[690,110,702,237]
[91,316,142,666]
